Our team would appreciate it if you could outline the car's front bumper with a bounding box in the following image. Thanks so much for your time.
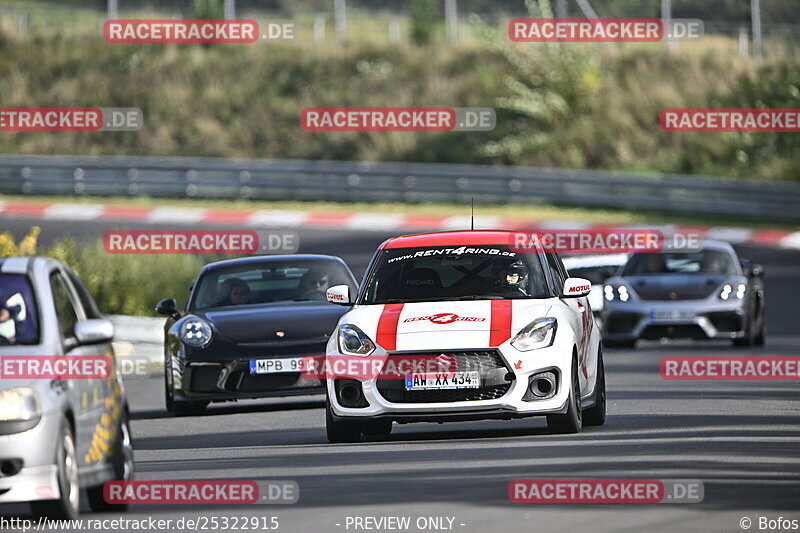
[173,359,324,402]
[326,344,581,422]
[0,412,61,504]
[602,299,747,342]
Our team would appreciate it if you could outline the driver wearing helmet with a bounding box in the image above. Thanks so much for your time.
[492,259,530,297]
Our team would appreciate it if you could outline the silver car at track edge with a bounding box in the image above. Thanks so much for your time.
[0,256,133,519]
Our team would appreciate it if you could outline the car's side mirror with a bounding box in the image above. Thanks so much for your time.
[739,259,764,278]
[156,298,181,317]
[74,318,114,345]
[326,285,353,305]
[563,277,592,298]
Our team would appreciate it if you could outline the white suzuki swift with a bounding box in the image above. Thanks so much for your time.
[323,231,605,443]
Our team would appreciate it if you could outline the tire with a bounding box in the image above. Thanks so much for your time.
[583,350,606,427]
[732,317,756,347]
[172,400,209,417]
[325,399,362,443]
[754,319,766,346]
[547,358,583,435]
[362,420,393,437]
[87,411,134,512]
[31,423,80,519]
[164,363,174,412]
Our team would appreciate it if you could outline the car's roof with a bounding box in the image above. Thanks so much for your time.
[0,256,64,275]
[382,230,520,250]
[200,254,348,273]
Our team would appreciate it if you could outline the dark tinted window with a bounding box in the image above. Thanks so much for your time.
[192,259,357,310]
[623,250,736,276]
[0,274,40,345]
[50,272,81,342]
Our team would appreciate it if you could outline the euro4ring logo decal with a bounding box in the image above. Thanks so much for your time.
[403,313,487,324]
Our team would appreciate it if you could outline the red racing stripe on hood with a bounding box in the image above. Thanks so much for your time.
[376,303,405,351]
[490,300,513,347]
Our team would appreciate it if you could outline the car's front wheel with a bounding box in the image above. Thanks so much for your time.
[31,423,80,519]
[326,399,362,443]
[547,358,583,434]
[583,350,606,427]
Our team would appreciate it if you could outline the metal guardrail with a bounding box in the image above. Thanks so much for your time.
[1,154,799,223]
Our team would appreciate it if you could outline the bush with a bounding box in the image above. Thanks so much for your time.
[1,227,206,316]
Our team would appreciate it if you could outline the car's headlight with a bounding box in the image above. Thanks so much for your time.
[719,283,747,301]
[0,388,40,422]
[338,324,376,356]
[511,317,557,351]
[180,317,213,347]
[604,285,630,302]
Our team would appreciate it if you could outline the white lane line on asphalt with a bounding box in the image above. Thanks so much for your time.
[247,210,309,227]
[43,203,106,220]
[146,207,207,224]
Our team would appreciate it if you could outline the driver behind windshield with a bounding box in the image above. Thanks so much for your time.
[298,268,330,300]
[490,260,530,297]
[218,278,252,306]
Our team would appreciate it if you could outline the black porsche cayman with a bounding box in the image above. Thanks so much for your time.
[156,254,358,416]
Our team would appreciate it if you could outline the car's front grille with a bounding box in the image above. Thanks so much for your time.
[375,350,512,404]
[641,324,707,340]
[708,311,743,332]
[604,312,640,334]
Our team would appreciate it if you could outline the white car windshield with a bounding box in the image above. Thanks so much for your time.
[361,245,550,304]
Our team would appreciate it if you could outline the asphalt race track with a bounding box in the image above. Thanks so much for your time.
[1,217,799,532]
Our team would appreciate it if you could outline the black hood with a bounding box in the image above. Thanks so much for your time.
[625,274,727,301]
[197,301,345,344]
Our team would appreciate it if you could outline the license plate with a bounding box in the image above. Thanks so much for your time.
[249,357,306,374]
[404,371,480,390]
[651,309,695,320]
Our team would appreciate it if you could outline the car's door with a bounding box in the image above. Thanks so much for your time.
[48,267,110,474]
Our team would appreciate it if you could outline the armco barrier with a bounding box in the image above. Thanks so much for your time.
[1,155,798,223]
